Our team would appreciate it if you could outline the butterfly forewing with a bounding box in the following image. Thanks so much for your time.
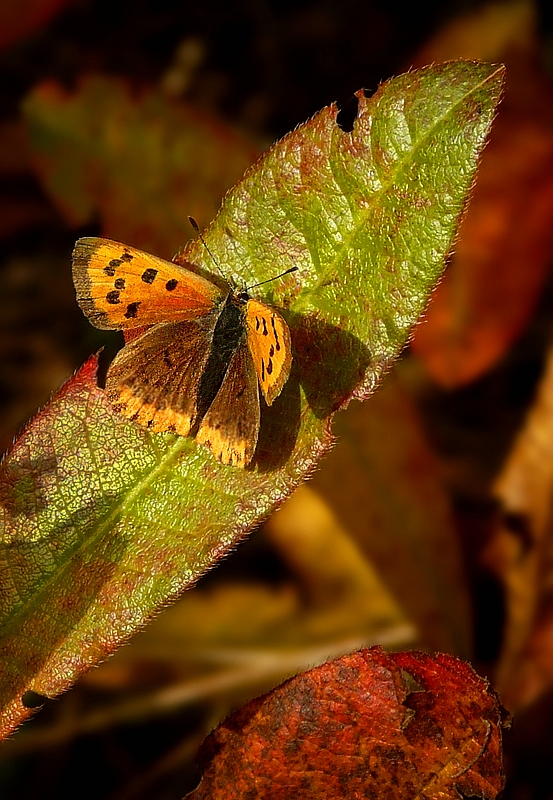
[72,237,224,330]
[196,340,260,467]
[245,299,293,405]
[105,317,219,436]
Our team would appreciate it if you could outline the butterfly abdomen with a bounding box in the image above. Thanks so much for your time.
[195,294,249,424]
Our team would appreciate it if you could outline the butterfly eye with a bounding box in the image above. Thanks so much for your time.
[237,291,250,303]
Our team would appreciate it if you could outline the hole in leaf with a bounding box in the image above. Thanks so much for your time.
[336,95,359,132]
[400,669,424,696]
[21,690,48,709]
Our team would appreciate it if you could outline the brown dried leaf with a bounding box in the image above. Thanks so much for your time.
[487,346,553,709]
[495,601,553,711]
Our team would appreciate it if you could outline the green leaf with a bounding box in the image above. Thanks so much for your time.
[0,61,504,737]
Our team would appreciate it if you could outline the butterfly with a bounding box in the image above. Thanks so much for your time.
[72,229,296,467]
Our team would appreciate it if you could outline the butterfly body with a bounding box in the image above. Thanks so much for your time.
[72,237,294,467]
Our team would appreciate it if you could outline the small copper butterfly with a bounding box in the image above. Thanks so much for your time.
[72,225,296,467]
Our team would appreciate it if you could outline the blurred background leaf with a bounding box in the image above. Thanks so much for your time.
[22,76,260,257]
[411,0,553,388]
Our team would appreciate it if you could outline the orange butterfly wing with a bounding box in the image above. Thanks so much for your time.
[106,306,261,467]
[72,237,224,330]
[196,339,260,467]
[105,318,219,438]
[245,299,293,405]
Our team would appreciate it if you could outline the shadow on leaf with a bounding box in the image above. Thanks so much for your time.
[253,314,374,471]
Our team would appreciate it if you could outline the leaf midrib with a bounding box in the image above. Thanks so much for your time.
[1,433,187,640]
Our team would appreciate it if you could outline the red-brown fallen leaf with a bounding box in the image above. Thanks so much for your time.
[410,4,553,387]
[189,647,505,799]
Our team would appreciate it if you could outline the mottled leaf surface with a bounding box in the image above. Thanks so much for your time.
[0,62,504,737]
[189,647,506,799]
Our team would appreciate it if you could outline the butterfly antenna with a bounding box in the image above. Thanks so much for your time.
[246,266,298,292]
[188,216,226,279]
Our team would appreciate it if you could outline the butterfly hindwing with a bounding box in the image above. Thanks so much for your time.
[72,237,224,330]
[105,316,219,436]
[196,339,260,467]
[245,299,292,405]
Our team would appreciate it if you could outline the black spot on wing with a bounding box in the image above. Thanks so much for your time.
[104,264,117,277]
[271,316,281,350]
[166,279,178,291]
[106,290,120,305]
[141,268,158,284]
[124,302,141,319]
[121,251,134,262]
[115,277,126,290]
[267,359,273,375]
